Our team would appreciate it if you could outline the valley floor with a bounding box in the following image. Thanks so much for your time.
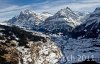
[50,35,100,64]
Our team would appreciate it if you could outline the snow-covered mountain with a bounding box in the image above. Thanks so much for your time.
[39,7,81,35]
[1,7,100,64]
[7,9,52,30]
[72,7,100,38]
[7,7,85,35]
[74,11,90,23]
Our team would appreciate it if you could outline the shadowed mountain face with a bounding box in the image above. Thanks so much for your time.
[71,7,100,38]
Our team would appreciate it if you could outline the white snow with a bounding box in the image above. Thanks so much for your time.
[50,34,100,64]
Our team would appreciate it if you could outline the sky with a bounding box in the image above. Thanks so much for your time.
[0,0,100,21]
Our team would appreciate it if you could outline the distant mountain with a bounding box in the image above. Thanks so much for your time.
[7,9,52,30]
[39,7,81,35]
[72,7,100,38]
[7,7,85,35]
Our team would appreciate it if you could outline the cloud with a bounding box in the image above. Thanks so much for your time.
[0,0,100,21]
[0,5,33,21]
[31,0,100,14]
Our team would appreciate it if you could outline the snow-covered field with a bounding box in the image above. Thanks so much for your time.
[50,35,100,64]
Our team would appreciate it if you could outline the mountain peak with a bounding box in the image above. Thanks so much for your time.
[95,7,100,11]
[20,9,33,15]
[60,7,71,11]
[24,9,32,14]
[65,7,72,11]
[57,7,72,14]
[53,7,79,22]
[39,7,81,34]
[93,7,100,13]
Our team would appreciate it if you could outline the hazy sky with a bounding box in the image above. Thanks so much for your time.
[0,0,100,21]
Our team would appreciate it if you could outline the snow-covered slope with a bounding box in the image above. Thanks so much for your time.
[39,7,81,35]
[51,35,100,64]
[75,11,90,24]
[0,25,62,64]
[7,10,52,30]
[72,7,100,38]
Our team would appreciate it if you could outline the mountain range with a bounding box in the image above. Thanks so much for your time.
[38,7,81,35]
[1,7,100,64]
[8,9,52,30]
[8,7,85,35]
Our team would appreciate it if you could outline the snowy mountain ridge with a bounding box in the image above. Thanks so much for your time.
[38,7,82,35]
[47,7,81,27]
[7,9,52,30]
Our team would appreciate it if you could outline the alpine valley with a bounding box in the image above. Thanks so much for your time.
[0,7,100,64]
